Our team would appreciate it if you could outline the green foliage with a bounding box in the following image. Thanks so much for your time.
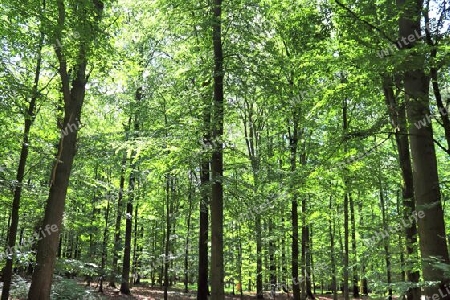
[50,277,104,300]
[1,0,450,296]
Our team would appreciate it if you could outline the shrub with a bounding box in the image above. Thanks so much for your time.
[50,277,104,300]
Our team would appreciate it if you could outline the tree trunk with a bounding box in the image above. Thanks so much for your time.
[329,196,338,300]
[28,1,103,297]
[197,149,210,299]
[256,214,263,298]
[99,189,111,293]
[269,219,277,297]
[131,201,139,285]
[383,75,420,300]
[197,78,211,299]
[290,123,301,300]
[380,185,392,300]
[110,152,127,287]
[163,176,171,300]
[1,27,44,300]
[349,193,359,298]
[243,100,264,298]
[397,0,450,295]
[120,87,141,295]
[184,174,193,293]
[210,0,225,297]
[343,193,350,300]
[358,202,368,296]
[342,95,350,300]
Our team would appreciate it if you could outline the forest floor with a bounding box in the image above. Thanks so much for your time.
[96,285,377,300]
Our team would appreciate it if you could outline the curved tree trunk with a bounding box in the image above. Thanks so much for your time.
[28,1,103,297]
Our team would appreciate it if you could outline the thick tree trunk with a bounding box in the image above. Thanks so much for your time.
[1,29,43,300]
[383,75,420,300]
[397,0,450,296]
[210,0,225,297]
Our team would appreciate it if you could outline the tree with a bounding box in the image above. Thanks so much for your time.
[28,0,104,298]
[397,0,450,296]
[210,0,225,297]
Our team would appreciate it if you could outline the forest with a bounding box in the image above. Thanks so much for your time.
[1,0,450,299]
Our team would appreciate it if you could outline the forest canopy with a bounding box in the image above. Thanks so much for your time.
[0,0,450,299]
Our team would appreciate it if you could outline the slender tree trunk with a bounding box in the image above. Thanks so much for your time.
[131,200,139,285]
[110,153,127,287]
[290,123,301,300]
[301,198,307,300]
[238,225,244,299]
[358,201,368,296]
[342,95,350,300]
[349,193,359,298]
[380,185,392,300]
[184,174,193,293]
[120,186,133,295]
[269,219,277,297]
[120,87,141,295]
[397,0,450,295]
[396,190,406,284]
[243,101,264,298]
[1,25,44,300]
[343,193,350,300]
[197,82,211,299]
[300,147,313,300]
[210,0,225,297]
[99,190,111,293]
[329,196,338,300]
[282,217,287,285]
[256,214,263,298]
[89,167,99,259]
[163,176,171,300]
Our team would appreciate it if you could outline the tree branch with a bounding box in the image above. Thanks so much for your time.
[334,0,396,44]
